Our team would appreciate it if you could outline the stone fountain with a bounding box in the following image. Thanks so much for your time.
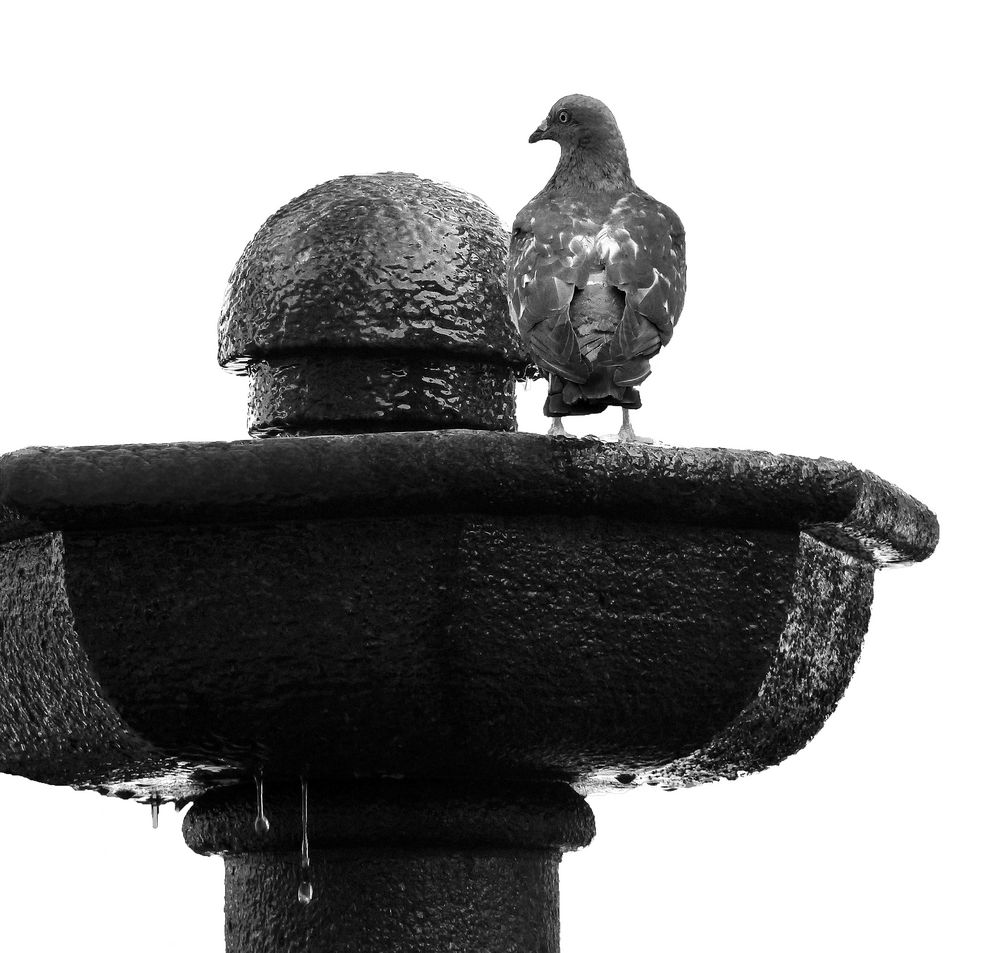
[0,173,938,952]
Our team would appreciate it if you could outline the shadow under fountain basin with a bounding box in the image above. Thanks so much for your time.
[0,430,937,803]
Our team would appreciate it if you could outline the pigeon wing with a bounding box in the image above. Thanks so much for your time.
[508,201,595,384]
[598,193,686,386]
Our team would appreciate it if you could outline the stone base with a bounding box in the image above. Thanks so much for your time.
[223,849,560,953]
[184,780,595,953]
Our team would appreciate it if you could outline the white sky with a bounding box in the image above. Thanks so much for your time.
[1,2,996,951]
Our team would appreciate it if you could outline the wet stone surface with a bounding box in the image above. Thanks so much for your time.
[0,432,937,801]
[217,173,533,435]
[0,160,943,953]
[0,433,939,564]
[222,849,561,953]
[246,354,518,435]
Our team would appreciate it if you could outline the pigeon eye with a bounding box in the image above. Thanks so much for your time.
[558,110,570,124]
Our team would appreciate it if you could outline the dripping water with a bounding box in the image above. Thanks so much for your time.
[297,776,313,904]
[254,772,270,835]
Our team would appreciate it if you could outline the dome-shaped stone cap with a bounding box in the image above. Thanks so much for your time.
[218,172,531,374]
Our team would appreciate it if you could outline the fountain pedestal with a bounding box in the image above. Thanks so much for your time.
[0,173,938,952]
[185,781,593,953]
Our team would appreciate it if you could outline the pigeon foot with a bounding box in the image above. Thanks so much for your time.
[615,408,653,444]
[614,428,655,444]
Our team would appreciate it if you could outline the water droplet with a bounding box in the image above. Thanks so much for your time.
[297,776,313,904]
[150,799,159,829]
[298,876,313,905]
[254,772,270,835]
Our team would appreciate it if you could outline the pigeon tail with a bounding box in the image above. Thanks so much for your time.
[545,367,642,417]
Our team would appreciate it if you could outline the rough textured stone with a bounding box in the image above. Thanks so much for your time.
[183,781,591,953]
[0,534,142,768]
[183,781,595,856]
[218,174,527,370]
[0,432,938,564]
[216,173,533,435]
[3,514,795,795]
[0,427,938,952]
[0,533,239,800]
[221,849,560,953]
[649,533,875,788]
[246,355,517,435]
[0,432,937,803]
[0,161,943,953]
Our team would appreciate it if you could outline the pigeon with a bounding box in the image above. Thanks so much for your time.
[507,94,686,440]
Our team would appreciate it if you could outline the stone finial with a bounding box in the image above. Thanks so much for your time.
[218,172,532,436]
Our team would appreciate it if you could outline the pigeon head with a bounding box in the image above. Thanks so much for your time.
[529,94,633,192]
[529,95,623,149]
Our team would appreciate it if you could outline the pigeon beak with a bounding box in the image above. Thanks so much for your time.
[528,120,550,144]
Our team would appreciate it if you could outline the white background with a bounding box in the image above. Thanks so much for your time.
[1,2,996,950]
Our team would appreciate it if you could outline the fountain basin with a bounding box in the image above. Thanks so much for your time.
[0,430,937,802]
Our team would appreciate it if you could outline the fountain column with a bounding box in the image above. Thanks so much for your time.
[184,781,594,953]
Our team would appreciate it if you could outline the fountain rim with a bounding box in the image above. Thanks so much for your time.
[0,430,937,565]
